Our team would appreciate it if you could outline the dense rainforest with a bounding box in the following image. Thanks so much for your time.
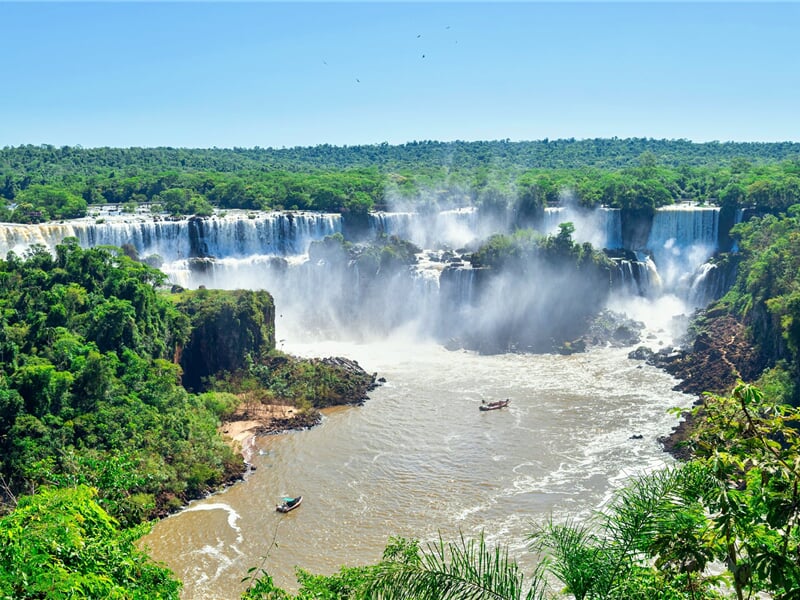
[1,140,799,222]
[3,139,800,598]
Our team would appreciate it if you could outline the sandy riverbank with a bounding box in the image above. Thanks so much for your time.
[218,404,300,461]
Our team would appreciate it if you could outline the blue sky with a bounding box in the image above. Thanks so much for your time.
[1,2,798,148]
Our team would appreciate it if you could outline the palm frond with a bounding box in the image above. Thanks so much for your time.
[528,517,607,600]
[364,531,546,600]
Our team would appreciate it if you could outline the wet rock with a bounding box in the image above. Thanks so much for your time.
[584,310,645,349]
[628,346,654,361]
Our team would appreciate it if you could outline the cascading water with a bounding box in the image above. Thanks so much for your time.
[0,211,342,262]
[542,206,623,250]
[368,207,483,249]
[645,205,720,293]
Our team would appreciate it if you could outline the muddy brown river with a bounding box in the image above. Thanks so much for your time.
[141,337,689,599]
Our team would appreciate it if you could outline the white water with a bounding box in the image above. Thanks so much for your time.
[646,205,720,293]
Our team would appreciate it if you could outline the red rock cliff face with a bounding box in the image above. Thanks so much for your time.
[177,289,275,392]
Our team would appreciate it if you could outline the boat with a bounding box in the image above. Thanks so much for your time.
[276,495,303,513]
[479,399,510,411]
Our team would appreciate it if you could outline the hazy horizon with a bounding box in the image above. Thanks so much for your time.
[4,135,800,152]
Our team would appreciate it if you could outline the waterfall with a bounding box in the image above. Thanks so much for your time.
[730,207,746,253]
[609,254,662,298]
[0,211,342,261]
[687,255,740,309]
[1,204,737,346]
[687,263,719,308]
[368,212,416,241]
[645,205,719,292]
[368,208,480,249]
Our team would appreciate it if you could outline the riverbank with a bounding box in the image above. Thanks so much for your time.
[640,312,761,459]
[219,404,321,462]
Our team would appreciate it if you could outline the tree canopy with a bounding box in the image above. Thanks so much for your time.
[1,141,799,221]
[0,240,244,523]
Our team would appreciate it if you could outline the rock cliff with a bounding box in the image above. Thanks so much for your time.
[177,289,276,392]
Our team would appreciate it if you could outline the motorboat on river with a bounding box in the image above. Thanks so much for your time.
[479,399,510,411]
[276,496,303,512]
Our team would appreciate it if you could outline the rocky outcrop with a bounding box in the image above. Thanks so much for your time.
[636,311,763,460]
[645,313,761,397]
[309,356,379,407]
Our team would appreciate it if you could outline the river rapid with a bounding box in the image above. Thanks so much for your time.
[142,330,691,599]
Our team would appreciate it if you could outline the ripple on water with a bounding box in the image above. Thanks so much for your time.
[142,343,689,598]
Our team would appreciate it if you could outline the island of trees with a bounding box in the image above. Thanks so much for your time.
[1,138,800,598]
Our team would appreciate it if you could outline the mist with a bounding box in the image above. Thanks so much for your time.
[0,202,725,351]
[154,203,720,351]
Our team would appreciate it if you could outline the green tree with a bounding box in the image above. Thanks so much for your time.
[0,486,181,599]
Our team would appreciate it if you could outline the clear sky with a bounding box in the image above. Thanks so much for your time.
[1,2,798,148]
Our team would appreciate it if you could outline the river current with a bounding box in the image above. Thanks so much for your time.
[142,330,690,599]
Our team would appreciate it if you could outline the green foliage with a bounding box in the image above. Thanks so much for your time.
[716,205,800,399]
[0,242,243,523]
[11,184,88,221]
[470,225,612,273]
[176,288,275,392]
[685,383,800,599]
[366,533,547,600]
[242,535,545,600]
[2,142,799,221]
[0,485,181,599]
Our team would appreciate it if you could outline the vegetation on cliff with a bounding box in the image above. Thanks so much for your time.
[720,205,800,402]
[0,241,246,522]
[175,288,276,392]
[653,204,800,406]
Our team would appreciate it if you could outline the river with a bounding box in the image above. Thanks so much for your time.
[142,330,690,599]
